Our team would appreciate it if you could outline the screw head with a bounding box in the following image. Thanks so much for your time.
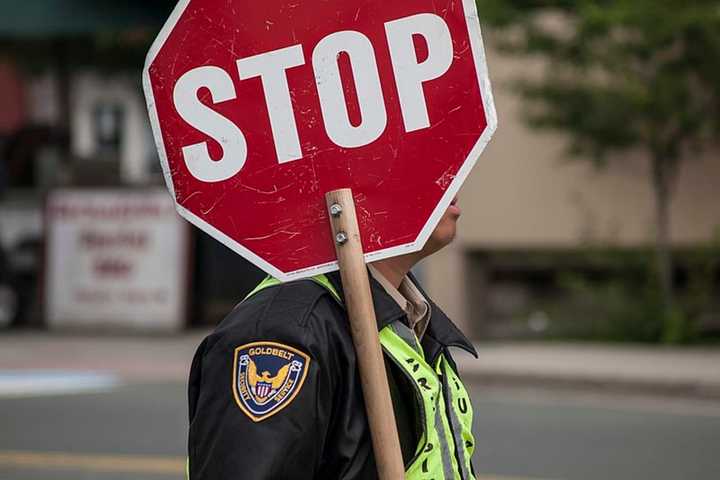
[329,203,343,217]
[335,232,348,245]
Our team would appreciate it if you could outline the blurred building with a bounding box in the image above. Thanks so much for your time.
[0,55,264,327]
[0,5,718,336]
[423,48,720,339]
[0,1,264,329]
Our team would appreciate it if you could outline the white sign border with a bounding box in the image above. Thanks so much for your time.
[143,0,497,282]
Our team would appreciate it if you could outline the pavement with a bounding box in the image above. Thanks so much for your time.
[456,342,720,400]
[1,330,719,399]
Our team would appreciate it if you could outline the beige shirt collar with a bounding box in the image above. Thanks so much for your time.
[369,265,430,339]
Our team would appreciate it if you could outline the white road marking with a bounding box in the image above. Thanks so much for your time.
[0,370,120,398]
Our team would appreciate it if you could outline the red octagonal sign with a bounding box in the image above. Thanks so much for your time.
[144,0,496,281]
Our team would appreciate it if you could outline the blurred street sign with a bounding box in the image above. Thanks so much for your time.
[44,189,190,332]
[144,0,496,280]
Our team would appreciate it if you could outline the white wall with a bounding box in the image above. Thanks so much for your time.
[71,71,153,184]
[24,70,155,185]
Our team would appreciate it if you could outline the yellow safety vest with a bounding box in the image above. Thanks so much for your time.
[248,275,476,479]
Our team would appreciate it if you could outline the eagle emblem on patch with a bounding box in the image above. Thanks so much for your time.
[232,342,310,422]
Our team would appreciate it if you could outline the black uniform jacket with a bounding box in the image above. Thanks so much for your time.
[188,271,477,479]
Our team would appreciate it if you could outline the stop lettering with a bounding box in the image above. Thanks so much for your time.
[174,13,454,182]
[144,0,496,280]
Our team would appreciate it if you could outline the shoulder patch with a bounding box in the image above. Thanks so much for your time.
[232,341,311,422]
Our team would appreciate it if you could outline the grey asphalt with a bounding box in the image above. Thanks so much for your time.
[469,386,720,480]
[2,332,720,479]
[2,380,720,480]
[0,382,185,480]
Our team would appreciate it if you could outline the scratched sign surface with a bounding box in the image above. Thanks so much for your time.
[143,0,496,280]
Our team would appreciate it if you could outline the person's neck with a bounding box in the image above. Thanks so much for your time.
[371,253,421,289]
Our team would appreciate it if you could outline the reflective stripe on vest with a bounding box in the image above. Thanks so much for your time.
[243,274,341,303]
[437,355,475,479]
[247,275,476,480]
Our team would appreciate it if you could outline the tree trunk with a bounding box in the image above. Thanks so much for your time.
[650,154,676,315]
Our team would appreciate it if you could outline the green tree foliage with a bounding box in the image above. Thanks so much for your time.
[478,0,720,341]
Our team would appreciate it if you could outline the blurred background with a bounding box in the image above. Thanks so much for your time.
[0,1,718,479]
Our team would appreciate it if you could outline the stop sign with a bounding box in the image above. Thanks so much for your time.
[144,0,496,281]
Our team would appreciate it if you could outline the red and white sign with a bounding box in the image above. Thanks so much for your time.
[44,190,190,331]
[144,0,496,280]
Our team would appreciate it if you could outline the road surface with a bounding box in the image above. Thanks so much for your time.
[1,375,719,480]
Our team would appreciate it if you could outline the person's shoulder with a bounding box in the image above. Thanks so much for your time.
[200,278,345,357]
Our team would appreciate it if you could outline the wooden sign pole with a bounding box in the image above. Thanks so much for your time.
[325,188,405,480]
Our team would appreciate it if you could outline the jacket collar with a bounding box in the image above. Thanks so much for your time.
[325,271,478,361]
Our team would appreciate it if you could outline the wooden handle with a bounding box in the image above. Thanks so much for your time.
[325,188,405,480]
